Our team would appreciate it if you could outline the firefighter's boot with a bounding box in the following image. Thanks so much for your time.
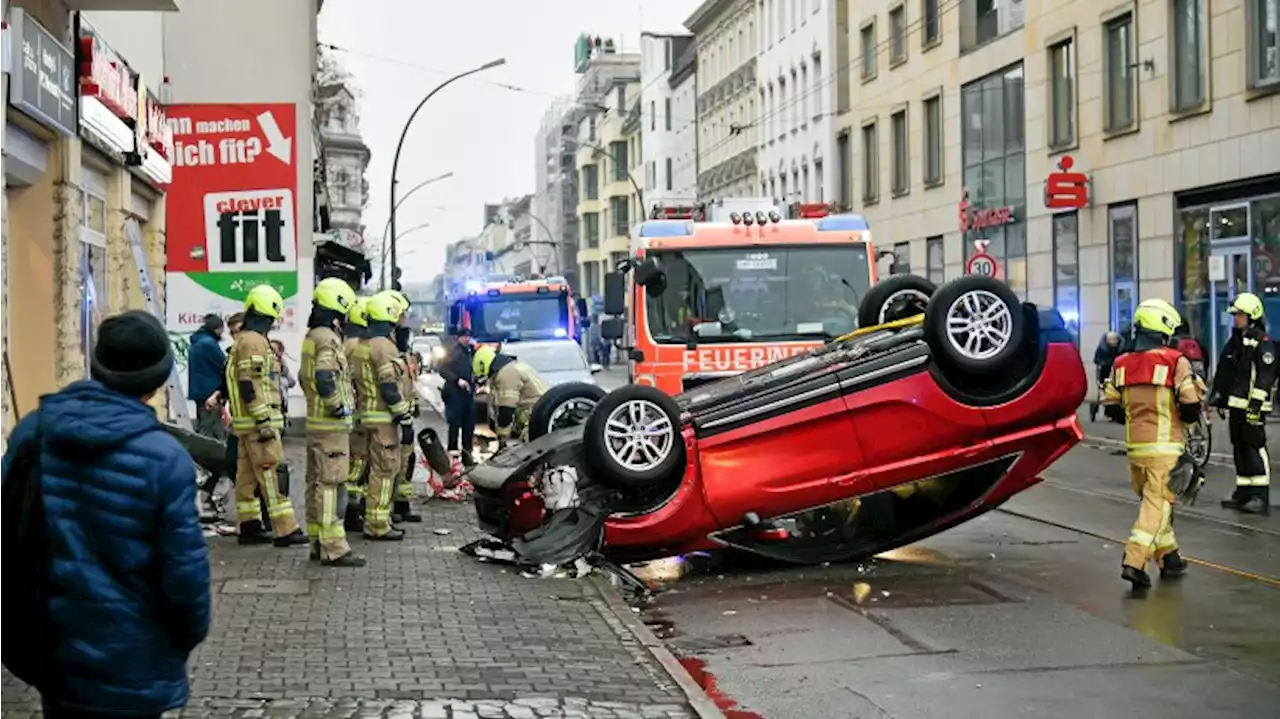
[365,527,405,542]
[273,528,309,547]
[322,552,368,568]
[345,499,365,532]
[1122,565,1152,589]
[394,500,422,523]
[1240,496,1271,515]
[1160,551,1188,577]
[310,540,321,562]
[238,520,273,545]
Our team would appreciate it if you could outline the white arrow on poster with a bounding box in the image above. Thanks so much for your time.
[257,110,292,164]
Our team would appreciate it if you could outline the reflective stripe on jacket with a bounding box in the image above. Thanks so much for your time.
[354,336,409,424]
[301,326,354,433]
[1103,347,1204,458]
[225,330,283,431]
[1212,327,1276,412]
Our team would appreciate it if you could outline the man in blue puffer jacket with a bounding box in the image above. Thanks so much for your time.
[2,310,212,718]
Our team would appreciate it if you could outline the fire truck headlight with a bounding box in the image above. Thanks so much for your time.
[554,327,568,338]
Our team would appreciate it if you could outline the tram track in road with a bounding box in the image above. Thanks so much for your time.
[1038,477,1280,539]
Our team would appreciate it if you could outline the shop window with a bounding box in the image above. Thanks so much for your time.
[861,20,878,81]
[926,236,945,284]
[1104,14,1137,133]
[1247,0,1280,89]
[961,64,1027,298]
[1250,196,1280,339]
[1047,37,1075,149]
[889,5,908,66]
[1171,0,1208,112]
[922,0,942,48]
[1053,211,1080,337]
[1109,202,1139,333]
[923,94,943,186]
[80,189,109,376]
[891,109,909,196]
[861,120,880,204]
[892,242,912,275]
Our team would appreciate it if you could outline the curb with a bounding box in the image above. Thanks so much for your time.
[585,575,727,719]
[1080,435,1235,468]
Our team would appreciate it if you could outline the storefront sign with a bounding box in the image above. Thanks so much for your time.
[958,191,1015,233]
[134,88,174,186]
[1044,155,1089,210]
[166,102,299,322]
[75,17,138,154]
[7,9,77,137]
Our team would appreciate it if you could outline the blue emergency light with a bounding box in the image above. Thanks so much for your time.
[815,214,871,232]
[638,220,695,238]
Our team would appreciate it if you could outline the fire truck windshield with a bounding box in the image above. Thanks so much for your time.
[644,245,872,343]
[467,294,569,342]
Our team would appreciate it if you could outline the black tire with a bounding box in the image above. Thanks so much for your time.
[858,275,937,329]
[584,385,685,490]
[923,276,1026,376]
[528,382,609,440]
[1185,416,1212,469]
[416,427,453,475]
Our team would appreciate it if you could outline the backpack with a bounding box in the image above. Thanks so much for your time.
[1,432,53,689]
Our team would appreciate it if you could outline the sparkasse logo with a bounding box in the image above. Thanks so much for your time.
[202,189,296,272]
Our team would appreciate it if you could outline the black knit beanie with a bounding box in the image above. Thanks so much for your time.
[91,310,174,397]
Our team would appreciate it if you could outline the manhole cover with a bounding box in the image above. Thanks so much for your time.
[221,579,311,595]
[667,634,753,653]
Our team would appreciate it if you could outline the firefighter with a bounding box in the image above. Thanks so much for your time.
[227,285,308,546]
[387,290,423,524]
[472,344,549,446]
[1211,292,1276,515]
[1102,298,1205,589]
[352,292,413,540]
[342,296,370,532]
[299,278,367,568]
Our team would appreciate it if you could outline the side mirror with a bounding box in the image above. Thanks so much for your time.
[600,317,625,340]
[589,363,603,374]
[632,258,667,295]
[447,304,463,328]
[575,297,589,318]
[603,272,627,315]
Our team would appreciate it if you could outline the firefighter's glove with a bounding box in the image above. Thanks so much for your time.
[256,425,278,442]
[328,405,352,419]
[395,414,414,427]
[400,423,414,445]
[1247,400,1264,425]
[413,404,421,418]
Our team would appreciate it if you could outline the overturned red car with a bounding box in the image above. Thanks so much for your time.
[464,275,1087,569]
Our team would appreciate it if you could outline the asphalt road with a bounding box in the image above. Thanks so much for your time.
[634,444,1280,719]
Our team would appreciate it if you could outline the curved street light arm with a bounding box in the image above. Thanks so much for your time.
[379,222,432,289]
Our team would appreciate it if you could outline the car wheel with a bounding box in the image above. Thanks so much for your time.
[858,275,937,329]
[584,385,685,489]
[528,382,609,440]
[924,276,1026,376]
[1185,415,1212,469]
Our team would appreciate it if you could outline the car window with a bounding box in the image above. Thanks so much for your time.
[510,343,589,373]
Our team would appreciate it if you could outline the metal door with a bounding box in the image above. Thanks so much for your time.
[1207,204,1254,369]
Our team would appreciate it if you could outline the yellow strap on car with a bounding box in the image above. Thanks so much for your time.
[832,313,925,344]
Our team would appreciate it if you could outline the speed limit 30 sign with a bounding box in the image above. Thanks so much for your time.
[966,251,999,277]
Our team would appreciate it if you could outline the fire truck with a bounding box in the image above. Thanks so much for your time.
[447,276,588,344]
[600,201,885,395]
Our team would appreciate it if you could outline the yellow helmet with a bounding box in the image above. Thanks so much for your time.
[1133,298,1182,337]
[244,284,285,319]
[390,290,411,311]
[366,291,404,323]
[1230,292,1264,321]
[347,296,369,327]
[313,277,356,314]
[472,344,497,379]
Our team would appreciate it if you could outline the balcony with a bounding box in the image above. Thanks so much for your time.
[64,0,181,10]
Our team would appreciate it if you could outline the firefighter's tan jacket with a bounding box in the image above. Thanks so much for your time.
[301,326,354,433]
[489,358,549,439]
[1103,347,1205,458]
[225,329,283,432]
[353,335,411,425]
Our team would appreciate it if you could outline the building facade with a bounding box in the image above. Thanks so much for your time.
[640,31,695,207]
[835,0,1280,370]
[3,0,180,437]
[533,96,581,285]
[314,74,373,288]
[669,40,700,201]
[757,0,840,205]
[576,76,643,300]
[686,0,759,200]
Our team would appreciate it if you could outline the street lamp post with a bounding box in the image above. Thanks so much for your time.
[389,58,506,289]
[379,222,432,289]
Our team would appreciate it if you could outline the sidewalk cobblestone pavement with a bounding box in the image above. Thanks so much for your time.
[2,436,697,719]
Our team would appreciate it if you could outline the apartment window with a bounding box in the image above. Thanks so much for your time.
[588,115,597,141]
[922,0,941,47]
[837,131,853,209]
[790,69,799,131]
[1171,0,1207,111]
[892,242,912,275]
[610,197,630,236]
[814,159,825,202]
[1108,202,1139,332]
[889,6,907,66]
[1052,211,1080,337]
[802,165,810,200]
[582,212,600,249]
[891,109,909,195]
[1104,14,1137,132]
[1048,37,1075,149]
[665,97,673,130]
[582,165,599,200]
[801,65,809,122]
[926,236,945,283]
[923,94,943,186]
[861,121,879,203]
[610,141,628,182]
[793,169,801,200]
[813,55,823,114]
[650,101,656,131]
[778,79,787,136]
[665,157,673,190]
[615,85,627,114]
[960,0,1026,54]
[1248,0,1280,88]
[781,175,788,199]
[861,22,878,80]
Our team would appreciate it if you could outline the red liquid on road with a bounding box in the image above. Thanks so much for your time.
[677,656,765,719]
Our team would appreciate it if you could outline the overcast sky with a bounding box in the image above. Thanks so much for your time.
[316,0,698,285]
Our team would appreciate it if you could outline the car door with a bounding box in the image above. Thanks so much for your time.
[691,362,866,529]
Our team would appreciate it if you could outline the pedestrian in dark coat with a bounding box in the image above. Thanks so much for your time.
[437,327,477,465]
[2,310,212,718]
